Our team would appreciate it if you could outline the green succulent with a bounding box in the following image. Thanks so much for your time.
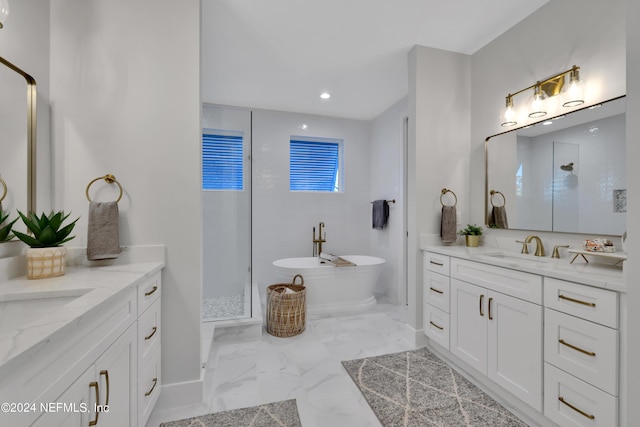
[458,223,483,236]
[13,210,79,248]
[0,210,19,242]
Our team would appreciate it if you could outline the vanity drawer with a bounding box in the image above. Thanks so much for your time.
[424,270,450,313]
[138,345,161,427]
[424,252,450,276]
[544,278,618,328]
[451,258,542,304]
[138,298,161,371]
[544,363,617,427]
[138,271,161,315]
[545,308,618,395]
[423,302,449,350]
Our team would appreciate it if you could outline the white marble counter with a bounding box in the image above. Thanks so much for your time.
[0,249,164,378]
[421,245,625,292]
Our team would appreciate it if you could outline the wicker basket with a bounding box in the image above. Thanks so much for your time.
[266,274,306,337]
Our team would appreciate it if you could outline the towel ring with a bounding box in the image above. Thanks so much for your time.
[86,174,123,203]
[0,176,6,204]
[440,188,457,207]
[490,190,506,207]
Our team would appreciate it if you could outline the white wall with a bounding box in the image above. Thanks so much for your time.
[49,0,202,400]
[625,0,640,423]
[408,46,471,336]
[251,109,372,296]
[369,98,408,303]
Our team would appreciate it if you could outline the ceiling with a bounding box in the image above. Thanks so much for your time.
[201,0,550,121]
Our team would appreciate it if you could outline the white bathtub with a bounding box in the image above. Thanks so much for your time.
[272,255,385,313]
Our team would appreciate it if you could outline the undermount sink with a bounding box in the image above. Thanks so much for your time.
[480,251,551,265]
[0,288,93,335]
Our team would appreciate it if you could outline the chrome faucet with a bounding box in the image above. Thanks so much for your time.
[524,235,546,257]
[312,222,326,256]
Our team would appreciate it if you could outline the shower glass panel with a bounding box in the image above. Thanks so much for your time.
[202,105,251,322]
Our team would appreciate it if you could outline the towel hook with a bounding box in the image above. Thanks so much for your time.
[490,190,506,207]
[440,188,457,207]
[86,174,123,203]
[0,176,6,204]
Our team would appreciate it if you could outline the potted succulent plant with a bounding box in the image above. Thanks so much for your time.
[459,224,483,247]
[0,210,18,243]
[13,210,79,279]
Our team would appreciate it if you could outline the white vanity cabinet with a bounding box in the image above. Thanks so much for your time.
[449,259,543,411]
[422,252,451,349]
[543,277,619,426]
[0,265,163,427]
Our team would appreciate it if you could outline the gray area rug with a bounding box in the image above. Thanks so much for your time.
[159,399,301,427]
[342,348,528,426]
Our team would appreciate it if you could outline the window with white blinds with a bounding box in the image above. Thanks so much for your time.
[202,132,244,190]
[290,137,343,192]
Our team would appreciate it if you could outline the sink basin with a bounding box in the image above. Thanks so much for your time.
[0,288,93,335]
[480,251,551,265]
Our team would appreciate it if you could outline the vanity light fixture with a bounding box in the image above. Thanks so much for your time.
[500,65,585,127]
[0,0,9,29]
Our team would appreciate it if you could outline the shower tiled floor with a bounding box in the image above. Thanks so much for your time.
[148,301,415,426]
[202,295,247,321]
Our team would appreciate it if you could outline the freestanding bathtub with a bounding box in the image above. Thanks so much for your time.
[272,255,385,313]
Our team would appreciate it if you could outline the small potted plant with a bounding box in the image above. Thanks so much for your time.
[13,210,79,279]
[459,224,483,247]
[0,210,18,242]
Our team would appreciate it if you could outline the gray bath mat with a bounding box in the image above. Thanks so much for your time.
[159,399,301,427]
[342,348,528,426]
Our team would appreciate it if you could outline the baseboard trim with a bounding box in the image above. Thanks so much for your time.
[403,323,428,347]
[155,378,204,411]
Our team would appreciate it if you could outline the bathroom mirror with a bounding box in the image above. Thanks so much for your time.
[485,96,626,235]
[0,56,37,225]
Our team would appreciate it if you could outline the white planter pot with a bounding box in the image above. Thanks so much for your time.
[26,247,67,279]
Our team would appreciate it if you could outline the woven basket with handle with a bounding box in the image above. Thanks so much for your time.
[266,274,306,337]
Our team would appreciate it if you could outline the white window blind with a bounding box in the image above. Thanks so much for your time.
[202,133,243,190]
[290,138,343,192]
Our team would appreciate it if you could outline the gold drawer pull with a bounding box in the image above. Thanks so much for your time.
[429,321,444,330]
[558,396,596,420]
[89,381,100,426]
[488,297,493,320]
[145,377,158,397]
[100,370,110,406]
[429,287,444,294]
[145,285,158,297]
[145,326,158,341]
[559,339,596,357]
[558,294,596,307]
[479,294,485,316]
[429,260,444,266]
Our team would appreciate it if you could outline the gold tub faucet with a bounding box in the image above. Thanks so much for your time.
[313,222,326,256]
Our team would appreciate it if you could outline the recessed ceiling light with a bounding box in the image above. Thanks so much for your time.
[542,120,553,126]
[320,92,331,100]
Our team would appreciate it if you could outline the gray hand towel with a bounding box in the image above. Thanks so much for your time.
[440,205,457,244]
[87,201,121,260]
[372,200,389,230]
[491,206,509,229]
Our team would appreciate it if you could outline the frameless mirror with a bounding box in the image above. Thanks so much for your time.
[485,96,626,235]
[0,56,36,229]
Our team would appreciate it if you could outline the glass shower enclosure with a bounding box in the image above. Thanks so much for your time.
[202,105,251,321]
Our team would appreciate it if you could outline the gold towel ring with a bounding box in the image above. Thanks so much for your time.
[440,188,457,207]
[0,176,6,204]
[490,190,506,207]
[86,174,123,203]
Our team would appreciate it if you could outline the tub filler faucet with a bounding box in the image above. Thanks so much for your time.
[313,222,326,256]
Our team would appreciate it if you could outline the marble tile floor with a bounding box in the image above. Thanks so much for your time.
[147,301,416,426]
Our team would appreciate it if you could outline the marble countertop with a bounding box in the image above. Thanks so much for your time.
[0,261,164,377]
[422,245,625,293]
